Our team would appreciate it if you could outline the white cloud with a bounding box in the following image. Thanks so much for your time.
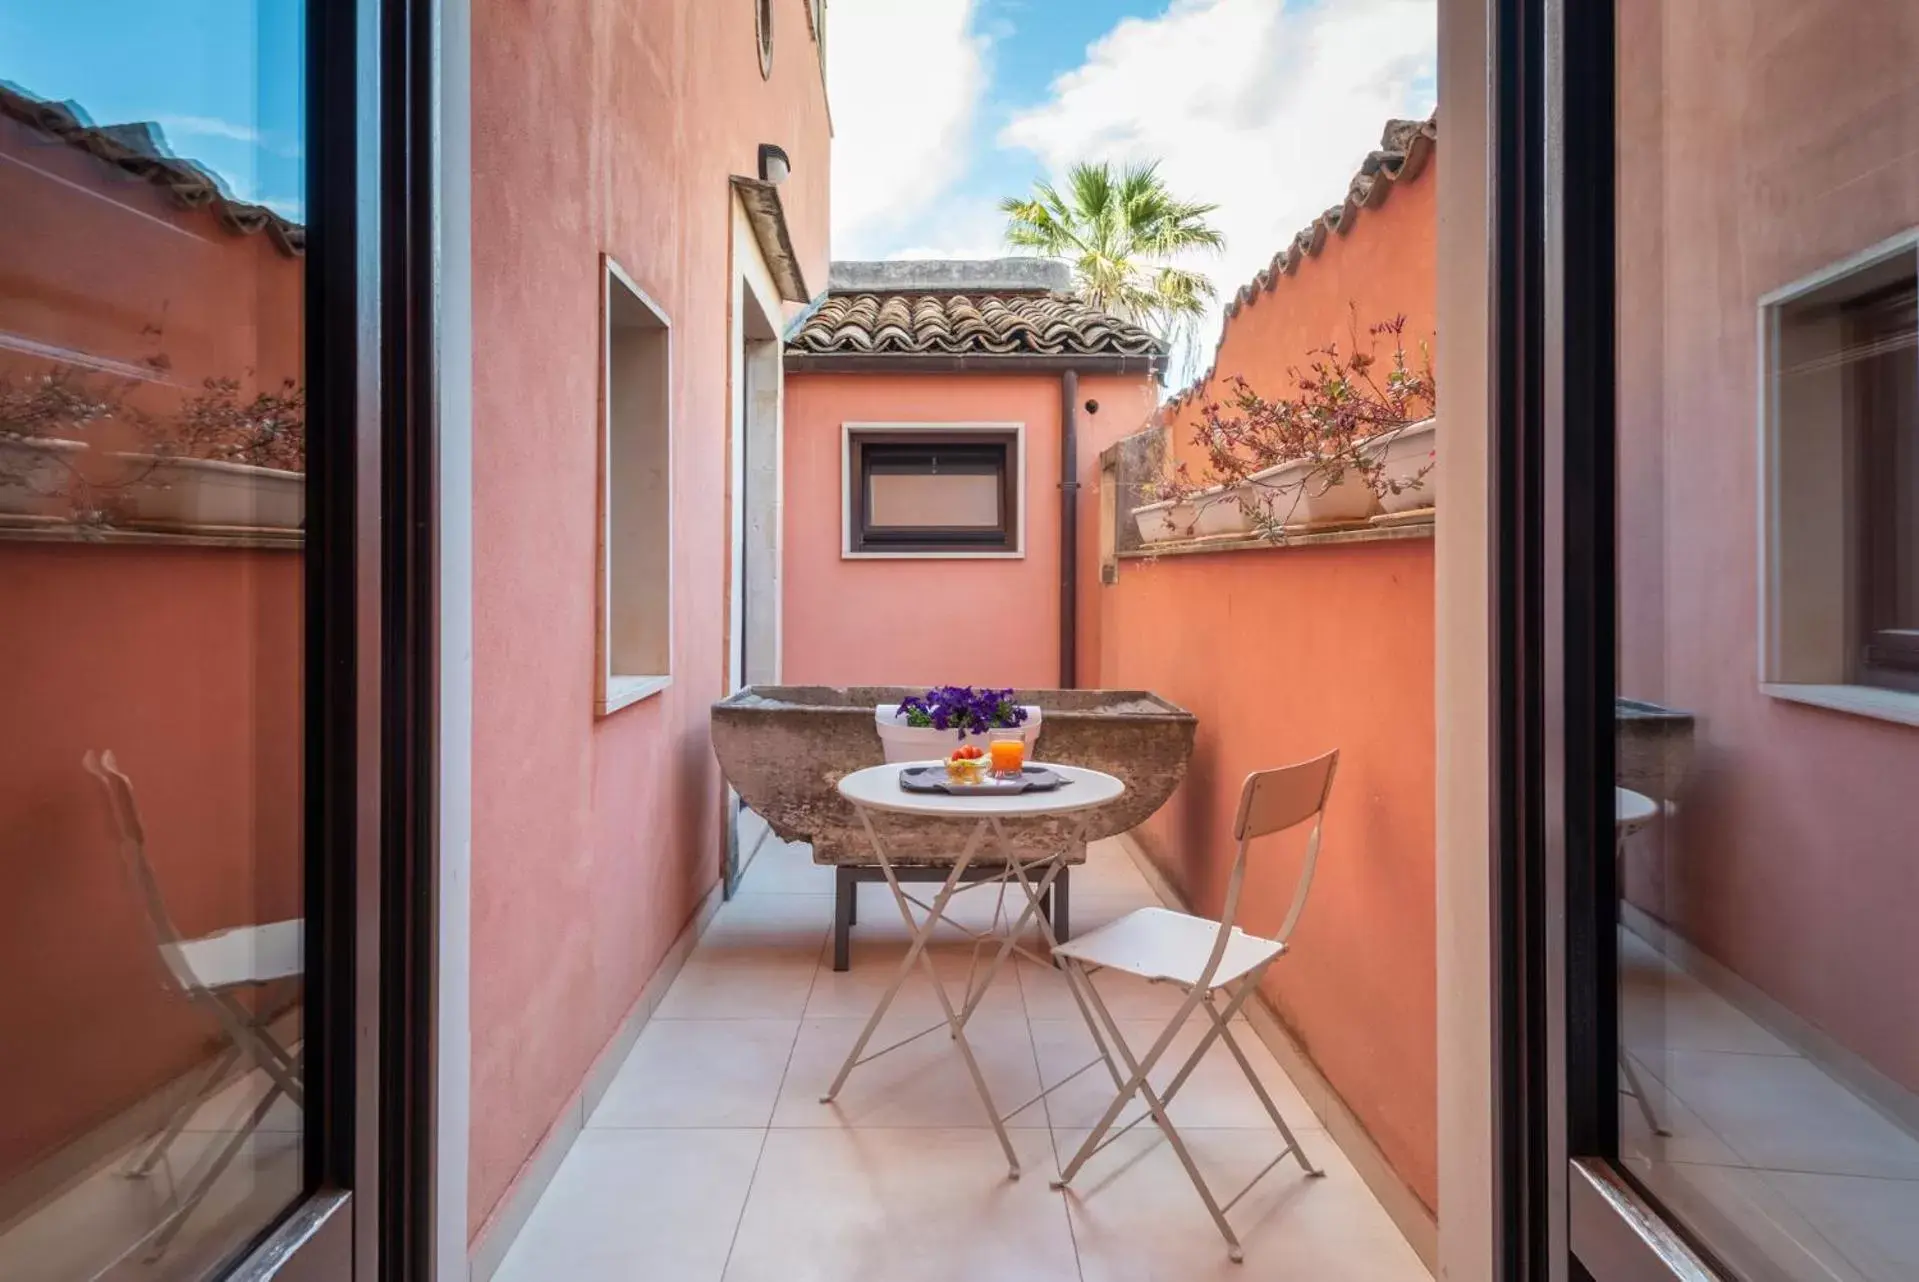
[827,0,991,259]
[1000,0,1436,385]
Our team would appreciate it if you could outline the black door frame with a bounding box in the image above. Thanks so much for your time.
[225,0,440,1275]
[1493,0,1738,1277]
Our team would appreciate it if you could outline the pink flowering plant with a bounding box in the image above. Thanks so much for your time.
[1151,310,1435,537]
[897,686,1029,741]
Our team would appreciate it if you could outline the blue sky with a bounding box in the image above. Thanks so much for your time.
[828,0,1437,385]
[0,0,305,217]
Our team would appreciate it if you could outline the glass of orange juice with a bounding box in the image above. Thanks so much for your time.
[988,732,1025,779]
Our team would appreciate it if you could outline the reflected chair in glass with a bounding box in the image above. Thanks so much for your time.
[82,750,304,1259]
[1049,750,1337,1261]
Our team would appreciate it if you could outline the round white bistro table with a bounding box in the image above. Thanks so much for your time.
[1614,785,1668,1136]
[824,760,1126,1178]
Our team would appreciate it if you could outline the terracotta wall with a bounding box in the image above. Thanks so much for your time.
[1085,539,1439,1212]
[1080,138,1443,1213]
[1615,0,1919,1091]
[782,370,1156,690]
[467,0,832,1236]
[1160,162,1437,479]
[0,544,302,1185]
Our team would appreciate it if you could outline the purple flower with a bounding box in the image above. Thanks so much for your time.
[898,685,1028,739]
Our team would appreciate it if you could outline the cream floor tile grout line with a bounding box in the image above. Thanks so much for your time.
[1112,830,1441,1275]
[1015,945,1091,1281]
[718,924,824,1281]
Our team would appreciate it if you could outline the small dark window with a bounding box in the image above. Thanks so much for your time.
[1848,280,1919,691]
[756,0,773,78]
[848,431,1019,554]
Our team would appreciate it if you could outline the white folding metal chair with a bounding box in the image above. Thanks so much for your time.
[1049,749,1338,1262]
[83,750,304,1260]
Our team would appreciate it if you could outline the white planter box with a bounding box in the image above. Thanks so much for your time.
[874,704,1044,764]
[1130,485,1252,544]
[1362,417,1438,513]
[1244,456,1381,526]
[0,437,87,516]
[115,453,305,530]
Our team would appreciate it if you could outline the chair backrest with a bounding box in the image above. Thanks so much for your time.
[1201,750,1340,986]
[82,750,196,992]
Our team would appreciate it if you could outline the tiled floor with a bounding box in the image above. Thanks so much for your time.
[494,816,1430,1282]
[1617,928,1919,1281]
[0,1063,303,1281]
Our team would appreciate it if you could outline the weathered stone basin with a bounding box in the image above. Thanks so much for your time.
[711,686,1197,866]
[1616,697,1695,803]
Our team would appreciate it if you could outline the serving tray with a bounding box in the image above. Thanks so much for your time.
[898,764,1073,796]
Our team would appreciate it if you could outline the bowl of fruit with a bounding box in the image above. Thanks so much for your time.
[944,744,989,785]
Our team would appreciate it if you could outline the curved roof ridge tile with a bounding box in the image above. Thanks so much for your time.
[1164,112,1436,411]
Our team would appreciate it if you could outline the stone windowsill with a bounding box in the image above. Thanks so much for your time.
[1118,509,1434,560]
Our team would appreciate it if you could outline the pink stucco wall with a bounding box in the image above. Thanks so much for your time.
[782,370,1155,690]
[468,0,830,1236]
[1615,0,1919,1092]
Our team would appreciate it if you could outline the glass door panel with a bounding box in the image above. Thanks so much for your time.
[0,3,314,1276]
[1587,1,1919,1277]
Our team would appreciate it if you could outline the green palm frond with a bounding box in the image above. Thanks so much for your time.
[1000,158,1224,336]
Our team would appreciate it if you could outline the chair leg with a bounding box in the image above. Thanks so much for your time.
[144,1080,285,1261]
[124,1045,240,1178]
[833,866,855,972]
[1619,1051,1670,1137]
[1050,868,1070,945]
[1061,974,1245,1260]
[1205,987,1321,1177]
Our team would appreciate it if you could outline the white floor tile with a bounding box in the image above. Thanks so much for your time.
[773,1015,1049,1130]
[1618,1051,1747,1167]
[591,1019,800,1129]
[703,892,834,952]
[1761,1170,1919,1282]
[736,836,838,896]
[722,1128,1079,1282]
[804,940,1028,1020]
[1030,1015,1320,1133]
[656,940,823,1020]
[1061,1128,1426,1281]
[493,1129,764,1282]
[1647,1051,1919,1179]
[1635,1162,1870,1282]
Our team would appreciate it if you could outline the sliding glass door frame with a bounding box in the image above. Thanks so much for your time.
[229,0,441,1275]
[1491,0,1730,1276]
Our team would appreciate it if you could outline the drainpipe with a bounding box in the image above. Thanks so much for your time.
[1059,370,1079,689]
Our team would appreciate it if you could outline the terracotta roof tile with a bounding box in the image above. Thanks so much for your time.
[0,83,305,257]
[788,289,1165,362]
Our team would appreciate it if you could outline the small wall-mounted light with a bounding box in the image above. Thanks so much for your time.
[758,144,791,186]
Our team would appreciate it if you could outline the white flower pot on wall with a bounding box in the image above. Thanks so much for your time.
[1362,416,1438,514]
[1130,485,1254,544]
[1244,456,1382,526]
[874,704,1044,764]
[115,453,305,530]
[0,437,87,517]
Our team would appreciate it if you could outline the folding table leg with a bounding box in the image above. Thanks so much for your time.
[144,1080,285,1261]
[820,816,984,1104]
[124,1044,241,1178]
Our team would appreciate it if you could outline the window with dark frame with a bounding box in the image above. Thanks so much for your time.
[847,430,1019,554]
[1848,279,1919,692]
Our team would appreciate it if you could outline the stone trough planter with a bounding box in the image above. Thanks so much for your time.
[711,685,1197,867]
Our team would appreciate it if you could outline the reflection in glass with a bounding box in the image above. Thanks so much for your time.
[0,4,307,1277]
[1613,3,1919,1278]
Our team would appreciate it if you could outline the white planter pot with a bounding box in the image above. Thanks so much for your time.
[115,453,305,530]
[1361,417,1438,513]
[1130,485,1252,544]
[0,437,87,516]
[1244,456,1381,526]
[874,704,1044,764]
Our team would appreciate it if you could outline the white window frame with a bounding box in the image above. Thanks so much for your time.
[840,421,1027,560]
[597,255,674,715]
[1756,227,1919,728]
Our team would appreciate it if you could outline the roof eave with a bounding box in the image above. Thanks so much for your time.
[730,176,811,303]
[782,351,1166,377]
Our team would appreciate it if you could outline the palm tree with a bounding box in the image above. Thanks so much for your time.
[999,161,1225,342]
